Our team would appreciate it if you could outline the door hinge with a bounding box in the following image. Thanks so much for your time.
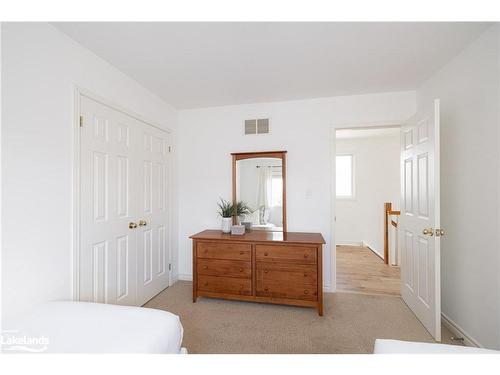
[168,263,172,271]
[168,146,172,153]
[79,115,83,127]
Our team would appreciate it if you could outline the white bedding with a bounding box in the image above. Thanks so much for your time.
[374,339,499,354]
[3,301,185,354]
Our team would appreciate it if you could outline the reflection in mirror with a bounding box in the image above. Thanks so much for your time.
[236,157,283,232]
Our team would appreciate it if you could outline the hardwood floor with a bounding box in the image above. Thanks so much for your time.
[336,245,400,296]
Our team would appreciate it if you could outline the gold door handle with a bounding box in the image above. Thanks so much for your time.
[129,222,138,229]
[139,220,147,227]
[422,228,434,236]
[435,229,445,237]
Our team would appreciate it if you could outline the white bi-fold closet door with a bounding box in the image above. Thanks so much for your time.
[79,95,171,307]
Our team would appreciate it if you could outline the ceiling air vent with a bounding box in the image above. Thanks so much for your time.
[244,118,269,135]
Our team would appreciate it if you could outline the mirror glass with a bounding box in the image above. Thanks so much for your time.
[236,157,283,232]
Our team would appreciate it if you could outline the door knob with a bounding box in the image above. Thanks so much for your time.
[129,222,138,229]
[139,220,147,227]
[435,229,445,237]
[422,228,434,236]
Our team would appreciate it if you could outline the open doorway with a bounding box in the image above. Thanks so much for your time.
[335,126,401,296]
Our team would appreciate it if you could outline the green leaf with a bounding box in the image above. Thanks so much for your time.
[217,198,234,218]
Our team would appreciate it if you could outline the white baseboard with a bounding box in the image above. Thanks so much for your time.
[336,241,363,247]
[362,241,384,260]
[178,273,193,281]
[441,313,482,348]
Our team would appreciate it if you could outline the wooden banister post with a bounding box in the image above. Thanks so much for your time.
[384,202,391,265]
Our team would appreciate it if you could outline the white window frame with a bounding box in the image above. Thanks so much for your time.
[335,153,356,200]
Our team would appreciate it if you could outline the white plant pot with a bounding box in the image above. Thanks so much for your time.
[221,217,232,233]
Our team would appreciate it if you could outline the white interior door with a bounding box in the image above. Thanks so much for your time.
[80,96,138,305]
[79,95,170,306]
[399,99,441,340]
[136,124,171,305]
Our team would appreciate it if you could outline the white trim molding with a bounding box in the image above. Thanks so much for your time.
[441,313,483,348]
[337,241,363,247]
[169,274,179,284]
[178,274,193,282]
[362,241,384,260]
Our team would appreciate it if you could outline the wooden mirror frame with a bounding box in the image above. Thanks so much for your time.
[231,151,287,232]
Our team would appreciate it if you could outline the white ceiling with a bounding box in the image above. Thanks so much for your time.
[336,127,400,140]
[54,22,491,109]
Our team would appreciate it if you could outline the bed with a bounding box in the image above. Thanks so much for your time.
[3,301,186,353]
[374,339,498,354]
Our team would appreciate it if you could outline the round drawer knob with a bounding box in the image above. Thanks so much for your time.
[304,254,309,258]
[264,252,269,256]
[304,289,309,295]
[204,282,208,287]
[264,270,269,274]
[304,273,308,277]
[240,285,244,289]
[240,251,244,255]
[264,287,269,292]
[239,268,244,272]
[203,265,208,270]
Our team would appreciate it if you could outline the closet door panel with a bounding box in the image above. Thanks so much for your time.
[136,124,171,305]
[79,96,138,306]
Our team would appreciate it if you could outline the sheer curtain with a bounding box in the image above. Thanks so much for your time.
[256,167,272,224]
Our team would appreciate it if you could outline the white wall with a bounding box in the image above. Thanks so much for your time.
[1,23,179,322]
[335,135,400,257]
[498,25,500,353]
[177,91,416,288]
[417,25,500,349]
[0,22,3,334]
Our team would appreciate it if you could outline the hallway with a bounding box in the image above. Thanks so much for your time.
[336,245,400,296]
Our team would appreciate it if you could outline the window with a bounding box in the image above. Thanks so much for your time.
[270,175,283,207]
[336,154,354,198]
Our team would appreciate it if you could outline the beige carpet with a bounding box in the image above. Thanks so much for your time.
[145,281,458,354]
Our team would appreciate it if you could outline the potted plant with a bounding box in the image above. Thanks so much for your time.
[217,198,234,233]
[235,201,254,225]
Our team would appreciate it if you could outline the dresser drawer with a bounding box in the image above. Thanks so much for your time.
[256,280,318,301]
[256,245,317,264]
[198,258,251,278]
[198,275,252,296]
[197,242,251,261]
[256,262,317,286]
